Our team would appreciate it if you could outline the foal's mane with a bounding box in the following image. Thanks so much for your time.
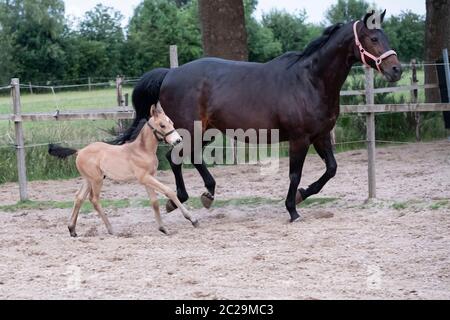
[284,23,344,68]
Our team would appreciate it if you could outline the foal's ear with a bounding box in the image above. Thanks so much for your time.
[150,104,158,118]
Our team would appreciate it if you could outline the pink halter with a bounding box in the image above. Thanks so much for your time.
[353,20,397,73]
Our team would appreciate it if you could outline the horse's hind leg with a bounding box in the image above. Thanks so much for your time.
[146,187,168,235]
[89,179,114,235]
[68,181,91,237]
[191,143,216,209]
[165,150,189,213]
[296,134,337,204]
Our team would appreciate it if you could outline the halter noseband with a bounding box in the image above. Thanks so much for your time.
[353,20,397,73]
[147,121,176,143]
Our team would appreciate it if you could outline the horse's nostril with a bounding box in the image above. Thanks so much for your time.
[392,65,401,74]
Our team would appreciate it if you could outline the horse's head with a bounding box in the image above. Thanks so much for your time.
[149,102,182,146]
[353,10,402,82]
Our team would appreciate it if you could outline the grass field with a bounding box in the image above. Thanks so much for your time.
[0,68,447,184]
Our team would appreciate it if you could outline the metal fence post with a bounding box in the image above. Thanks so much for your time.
[365,67,376,199]
[11,78,28,201]
[170,45,179,68]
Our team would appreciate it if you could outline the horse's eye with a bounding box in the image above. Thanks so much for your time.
[160,124,166,129]
[371,37,379,43]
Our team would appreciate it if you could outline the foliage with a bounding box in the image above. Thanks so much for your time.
[325,0,375,24]
[383,11,425,62]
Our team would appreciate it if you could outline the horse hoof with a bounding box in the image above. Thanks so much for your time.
[165,200,177,213]
[159,227,169,235]
[192,219,199,228]
[290,214,303,223]
[296,188,306,205]
[201,192,214,209]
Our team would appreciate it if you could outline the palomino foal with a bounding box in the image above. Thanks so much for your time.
[49,103,198,236]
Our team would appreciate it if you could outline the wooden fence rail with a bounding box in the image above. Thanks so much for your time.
[2,47,450,202]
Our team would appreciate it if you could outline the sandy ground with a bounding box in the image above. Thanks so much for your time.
[0,141,449,300]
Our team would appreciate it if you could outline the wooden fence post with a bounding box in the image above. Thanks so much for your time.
[88,77,92,92]
[410,59,420,141]
[365,67,376,199]
[11,78,28,201]
[116,76,124,107]
[116,76,125,133]
[170,45,179,68]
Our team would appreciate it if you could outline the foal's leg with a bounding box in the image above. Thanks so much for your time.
[141,175,199,228]
[89,179,114,235]
[68,181,90,237]
[296,134,337,204]
[285,138,310,222]
[146,187,169,235]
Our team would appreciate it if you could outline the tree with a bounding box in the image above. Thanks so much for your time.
[78,4,125,77]
[262,9,311,53]
[425,0,450,103]
[2,0,67,82]
[198,0,248,61]
[244,0,281,62]
[0,1,17,84]
[383,11,425,62]
[325,0,374,24]
[126,0,202,75]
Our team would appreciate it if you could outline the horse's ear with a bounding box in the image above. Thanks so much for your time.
[363,10,375,28]
[156,101,165,114]
[380,9,387,24]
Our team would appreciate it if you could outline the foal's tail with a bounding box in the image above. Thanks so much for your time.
[48,144,78,159]
[109,67,170,145]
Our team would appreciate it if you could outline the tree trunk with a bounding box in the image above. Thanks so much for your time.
[425,0,450,103]
[198,0,248,61]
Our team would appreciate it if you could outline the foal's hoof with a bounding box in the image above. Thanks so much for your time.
[68,227,77,238]
[192,219,200,228]
[165,200,177,213]
[296,188,306,205]
[201,192,214,209]
[159,227,169,235]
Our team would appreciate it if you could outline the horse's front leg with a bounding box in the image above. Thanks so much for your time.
[286,138,310,222]
[296,133,337,204]
[146,187,169,235]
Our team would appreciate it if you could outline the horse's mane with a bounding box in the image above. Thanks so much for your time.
[127,118,148,142]
[282,23,344,68]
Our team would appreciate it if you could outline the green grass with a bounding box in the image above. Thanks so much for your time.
[0,196,339,213]
[430,200,449,210]
[0,87,133,115]
[392,202,408,210]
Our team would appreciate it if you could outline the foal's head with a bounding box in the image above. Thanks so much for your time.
[148,102,182,146]
[354,10,402,82]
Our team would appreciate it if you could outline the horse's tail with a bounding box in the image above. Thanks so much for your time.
[110,67,170,145]
[48,144,78,159]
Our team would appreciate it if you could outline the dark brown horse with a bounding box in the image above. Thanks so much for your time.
[113,11,402,222]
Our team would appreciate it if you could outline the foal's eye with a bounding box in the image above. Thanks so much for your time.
[160,124,166,129]
[371,37,379,43]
